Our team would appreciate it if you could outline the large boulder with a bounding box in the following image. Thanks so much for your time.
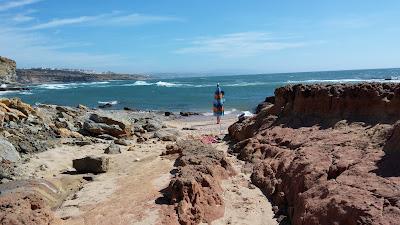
[0,138,20,162]
[0,56,16,83]
[83,121,125,138]
[154,128,180,141]
[82,114,131,138]
[143,119,164,132]
[7,98,36,116]
[73,156,109,173]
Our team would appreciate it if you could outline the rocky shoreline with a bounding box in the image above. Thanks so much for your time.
[229,83,400,224]
[0,56,149,91]
[1,83,400,225]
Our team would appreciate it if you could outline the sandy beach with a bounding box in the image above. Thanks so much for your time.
[0,102,276,225]
[1,83,400,225]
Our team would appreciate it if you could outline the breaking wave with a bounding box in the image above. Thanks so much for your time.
[98,100,118,105]
[36,81,110,90]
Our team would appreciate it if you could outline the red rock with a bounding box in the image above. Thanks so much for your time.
[0,193,56,225]
[164,140,235,225]
[229,83,400,225]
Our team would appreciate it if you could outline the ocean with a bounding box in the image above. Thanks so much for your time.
[3,68,400,115]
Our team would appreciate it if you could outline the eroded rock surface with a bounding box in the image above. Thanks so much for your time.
[0,192,55,225]
[0,56,16,83]
[163,140,235,225]
[229,83,400,225]
[0,178,84,225]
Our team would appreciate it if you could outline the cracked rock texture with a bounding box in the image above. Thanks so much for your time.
[229,83,400,225]
[164,140,235,225]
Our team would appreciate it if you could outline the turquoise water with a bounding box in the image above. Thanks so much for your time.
[3,68,400,114]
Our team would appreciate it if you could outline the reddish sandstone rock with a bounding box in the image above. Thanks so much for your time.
[164,140,235,225]
[0,193,56,225]
[229,83,400,225]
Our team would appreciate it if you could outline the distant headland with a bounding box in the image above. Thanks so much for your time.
[0,56,150,86]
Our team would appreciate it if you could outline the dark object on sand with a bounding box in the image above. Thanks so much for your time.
[180,112,200,117]
[182,127,197,130]
[164,111,174,116]
[73,156,109,173]
[123,107,136,111]
[98,103,113,109]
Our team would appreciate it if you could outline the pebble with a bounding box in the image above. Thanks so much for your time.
[39,164,48,171]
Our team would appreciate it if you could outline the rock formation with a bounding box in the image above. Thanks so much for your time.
[229,83,400,225]
[82,113,132,138]
[73,156,110,173]
[0,178,84,224]
[163,140,235,225]
[0,56,16,84]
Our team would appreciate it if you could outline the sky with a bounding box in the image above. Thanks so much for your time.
[0,0,400,75]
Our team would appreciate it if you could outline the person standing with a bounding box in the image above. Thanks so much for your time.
[213,83,225,124]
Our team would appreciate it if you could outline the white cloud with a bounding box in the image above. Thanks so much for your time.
[0,4,180,71]
[12,10,37,22]
[13,13,34,22]
[175,32,307,57]
[28,15,102,30]
[0,0,41,12]
[324,17,371,29]
[27,12,181,30]
[0,27,128,70]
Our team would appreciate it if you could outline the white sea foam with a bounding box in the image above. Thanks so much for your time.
[202,108,241,116]
[225,108,238,115]
[20,91,33,95]
[225,82,266,87]
[0,91,18,95]
[202,112,213,116]
[126,81,153,86]
[98,100,118,105]
[36,81,111,90]
[81,81,110,85]
[241,111,254,117]
[156,81,180,87]
[37,83,76,90]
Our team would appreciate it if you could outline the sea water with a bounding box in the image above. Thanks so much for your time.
[3,68,400,115]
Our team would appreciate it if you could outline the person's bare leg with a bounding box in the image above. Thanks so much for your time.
[217,116,221,124]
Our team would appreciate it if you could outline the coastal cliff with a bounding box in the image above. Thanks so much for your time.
[0,56,17,84]
[16,69,149,84]
[0,56,149,85]
[229,83,400,224]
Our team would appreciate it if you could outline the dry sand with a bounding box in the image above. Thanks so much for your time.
[18,114,276,225]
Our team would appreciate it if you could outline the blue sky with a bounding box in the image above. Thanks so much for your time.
[0,0,399,74]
